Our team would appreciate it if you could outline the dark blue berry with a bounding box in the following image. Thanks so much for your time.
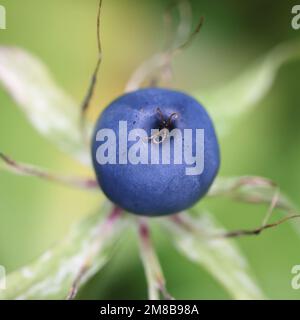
[92,88,220,216]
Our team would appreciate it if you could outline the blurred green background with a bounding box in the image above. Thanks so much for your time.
[0,0,300,299]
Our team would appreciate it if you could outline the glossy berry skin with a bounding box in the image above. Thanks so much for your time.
[92,88,220,216]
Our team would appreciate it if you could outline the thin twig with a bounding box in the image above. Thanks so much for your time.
[96,0,102,54]
[80,0,103,125]
[174,16,204,52]
[154,14,204,85]
[125,0,204,92]
[0,152,98,190]
[170,211,300,239]
[218,214,300,238]
[261,188,280,227]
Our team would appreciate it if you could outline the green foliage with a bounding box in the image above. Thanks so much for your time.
[0,47,90,165]
[163,212,265,299]
[0,202,126,300]
[198,41,300,136]
[0,30,300,300]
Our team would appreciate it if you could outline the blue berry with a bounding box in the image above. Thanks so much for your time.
[91,88,220,216]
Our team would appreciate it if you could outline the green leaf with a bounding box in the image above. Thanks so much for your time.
[162,212,265,300]
[197,41,300,136]
[208,176,295,211]
[0,152,98,190]
[137,220,172,300]
[0,47,90,165]
[0,202,126,300]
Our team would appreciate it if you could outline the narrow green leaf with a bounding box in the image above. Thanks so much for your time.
[0,47,90,165]
[163,212,265,300]
[208,176,295,211]
[137,220,172,300]
[0,152,98,190]
[196,41,300,136]
[0,202,126,300]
